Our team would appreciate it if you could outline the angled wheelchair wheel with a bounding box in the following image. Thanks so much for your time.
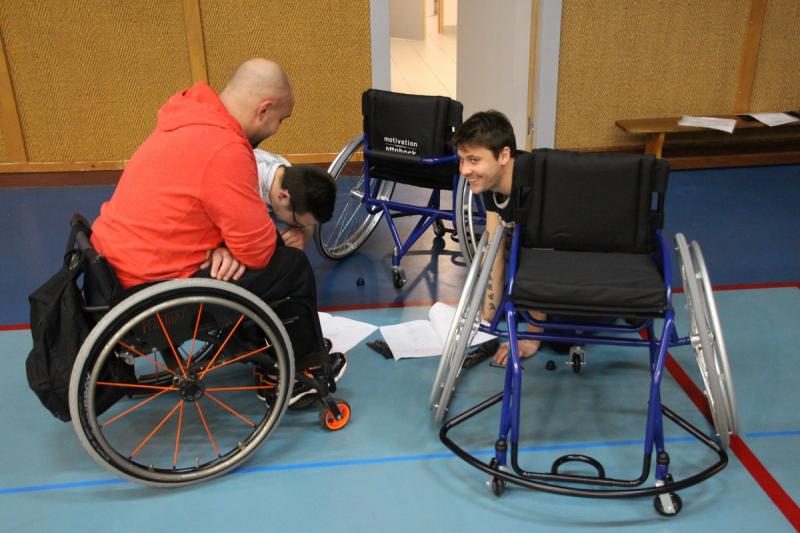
[675,234,739,448]
[432,227,505,422]
[455,174,486,266]
[69,279,294,487]
[316,135,396,260]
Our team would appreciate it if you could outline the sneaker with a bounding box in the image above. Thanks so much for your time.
[288,352,348,410]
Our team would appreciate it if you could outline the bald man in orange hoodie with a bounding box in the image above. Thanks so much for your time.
[91,59,344,403]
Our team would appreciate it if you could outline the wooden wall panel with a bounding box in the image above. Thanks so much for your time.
[555,0,749,149]
[0,2,193,163]
[0,1,372,175]
[200,0,372,157]
[749,0,800,112]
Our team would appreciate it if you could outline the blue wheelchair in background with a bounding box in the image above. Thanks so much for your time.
[431,149,738,516]
[316,89,486,288]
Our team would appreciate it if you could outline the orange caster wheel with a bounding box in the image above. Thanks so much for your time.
[320,400,351,431]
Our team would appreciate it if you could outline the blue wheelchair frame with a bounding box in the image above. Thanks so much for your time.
[440,224,728,500]
[358,138,486,285]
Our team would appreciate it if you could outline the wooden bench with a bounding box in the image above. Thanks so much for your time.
[616,114,800,160]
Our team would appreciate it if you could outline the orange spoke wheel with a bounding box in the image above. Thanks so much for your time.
[68,279,295,487]
[320,400,351,431]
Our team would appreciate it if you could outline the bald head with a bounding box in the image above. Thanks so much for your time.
[220,58,294,146]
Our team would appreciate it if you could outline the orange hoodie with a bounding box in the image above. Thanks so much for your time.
[91,82,276,288]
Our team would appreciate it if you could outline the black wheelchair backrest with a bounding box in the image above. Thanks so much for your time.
[362,88,462,158]
[512,149,669,253]
[361,89,463,189]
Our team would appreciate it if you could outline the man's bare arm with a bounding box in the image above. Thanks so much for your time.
[482,212,507,322]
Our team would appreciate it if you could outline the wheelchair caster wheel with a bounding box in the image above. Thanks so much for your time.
[653,491,682,516]
[489,476,506,497]
[392,269,406,289]
[320,400,351,431]
[569,347,585,374]
[486,457,507,496]
[433,219,446,238]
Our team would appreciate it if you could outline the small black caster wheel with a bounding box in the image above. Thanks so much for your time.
[489,476,506,496]
[570,351,582,374]
[545,360,556,371]
[433,219,446,238]
[392,270,406,289]
[653,492,683,516]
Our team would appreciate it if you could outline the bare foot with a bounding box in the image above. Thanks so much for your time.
[492,339,541,366]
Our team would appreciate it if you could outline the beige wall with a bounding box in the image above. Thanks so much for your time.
[0,1,372,169]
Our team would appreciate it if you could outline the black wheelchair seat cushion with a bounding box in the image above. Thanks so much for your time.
[361,89,462,190]
[511,248,668,318]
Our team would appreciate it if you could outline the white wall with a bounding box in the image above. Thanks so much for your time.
[531,0,562,148]
[389,0,426,40]
[443,0,458,27]
[456,0,532,146]
[370,0,391,90]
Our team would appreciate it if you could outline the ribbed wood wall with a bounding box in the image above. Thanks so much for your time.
[0,1,372,176]
[554,0,800,151]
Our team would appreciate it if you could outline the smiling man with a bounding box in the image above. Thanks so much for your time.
[451,110,546,366]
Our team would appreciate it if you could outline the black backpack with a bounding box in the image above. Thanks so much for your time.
[25,215,130,421]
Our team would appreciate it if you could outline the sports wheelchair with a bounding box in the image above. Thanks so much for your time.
[315,89,486,288]
[430,150,738,515]
[65,215,350,487]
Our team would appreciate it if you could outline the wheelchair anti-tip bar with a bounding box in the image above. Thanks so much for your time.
[440,393,728,499]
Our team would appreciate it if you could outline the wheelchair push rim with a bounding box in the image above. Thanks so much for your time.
[455,174,486,266]
[69,279,294,487]
[675,233,738,448]
[316,135,396,260]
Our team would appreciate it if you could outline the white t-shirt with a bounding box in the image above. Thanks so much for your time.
[254,149,291,205]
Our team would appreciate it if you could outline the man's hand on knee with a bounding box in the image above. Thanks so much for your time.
[201,246,246,281]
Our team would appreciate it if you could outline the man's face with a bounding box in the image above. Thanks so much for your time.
[457,144,509,194]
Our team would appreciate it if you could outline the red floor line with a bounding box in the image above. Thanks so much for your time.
[0,324,29,331]
[672,281,800,294]
[664,354,800,529]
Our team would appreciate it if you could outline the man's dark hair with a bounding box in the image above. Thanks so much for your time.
[282,164,336,223]
[451,110,516,157]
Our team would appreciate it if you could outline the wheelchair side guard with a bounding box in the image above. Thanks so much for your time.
[68,279,295,488]
[675,233,739,447]
[431,227,504,422]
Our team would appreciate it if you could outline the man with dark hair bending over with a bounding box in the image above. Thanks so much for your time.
[451,110,546,366]
[90,58,343,405]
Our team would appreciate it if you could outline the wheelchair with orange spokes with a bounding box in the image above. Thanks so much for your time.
[431,149,738,515]
[65,215,349,487]
[316,89,487,288]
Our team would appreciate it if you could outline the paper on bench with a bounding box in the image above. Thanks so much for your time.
[677,116,736,133]
[318,312,377,354]
[379,302,496,360]
[746,112,800,127]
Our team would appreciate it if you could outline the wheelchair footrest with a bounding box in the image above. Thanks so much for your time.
[550,454,606,479]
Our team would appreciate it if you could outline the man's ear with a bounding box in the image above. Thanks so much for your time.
[498,146,512,165]
[257,100,274,120]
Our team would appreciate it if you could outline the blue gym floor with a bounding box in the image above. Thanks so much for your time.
[1,164,799,531]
